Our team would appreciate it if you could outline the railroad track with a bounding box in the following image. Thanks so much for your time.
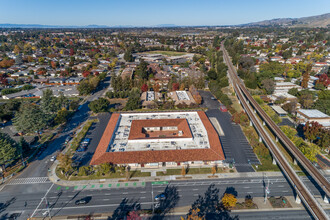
[222,44,329,220]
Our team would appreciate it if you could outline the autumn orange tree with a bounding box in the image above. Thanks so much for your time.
[211,165,217,176]
[181,166,186,177]
[181,208,205,220]
[221,193,237,208]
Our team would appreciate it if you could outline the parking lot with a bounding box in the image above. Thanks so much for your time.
[73,112,111,166]
[199,90,260,172]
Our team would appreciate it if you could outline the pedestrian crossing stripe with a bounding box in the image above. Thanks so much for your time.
[8,177,50,185]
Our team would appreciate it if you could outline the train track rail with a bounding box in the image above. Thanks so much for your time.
[222,44,329,220]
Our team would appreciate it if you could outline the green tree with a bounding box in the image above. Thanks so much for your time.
[88,98,109,113]
[261,79,275,94]
[0,133,18,172]
[77,79,93,95]
[124,48,134,62]
[280,125,297,140]
[13,103,48,140]
[54,108,69,124]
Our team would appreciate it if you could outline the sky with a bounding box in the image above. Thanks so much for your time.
[0,0,329,26]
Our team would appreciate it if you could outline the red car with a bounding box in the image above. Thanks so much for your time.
[220,105,227,112]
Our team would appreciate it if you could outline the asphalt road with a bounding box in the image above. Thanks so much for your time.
[1,175,329,219]
[199,90,259,172]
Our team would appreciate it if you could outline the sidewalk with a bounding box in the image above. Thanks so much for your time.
[48,164,284,187]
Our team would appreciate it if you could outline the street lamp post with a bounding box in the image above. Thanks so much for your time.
[151,183,154,214]
[264,174,270,203]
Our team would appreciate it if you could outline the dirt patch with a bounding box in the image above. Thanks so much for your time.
[268,196,292,208]
[176,176,192,180]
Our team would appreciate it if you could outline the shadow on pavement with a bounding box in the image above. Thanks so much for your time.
[0,197,16,219]
[108,198,141,220]
[151,185,180,220]
[184,184,238,220]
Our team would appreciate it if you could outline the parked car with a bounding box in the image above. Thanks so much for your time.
[219,105,227,112]
[82,138,90,144]
[50,156,56,161]
[65,136,71,144]
[211,97,216,100]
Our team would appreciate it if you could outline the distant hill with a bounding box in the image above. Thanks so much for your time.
[241,13,330,28]
[0,23,112,28]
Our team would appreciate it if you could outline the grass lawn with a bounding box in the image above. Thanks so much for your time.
[57,169,151,181]
[156,167,225,176]
[142,50,189,56]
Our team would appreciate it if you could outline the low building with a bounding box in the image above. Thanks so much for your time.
[90,111,225,168]
[271,105,288,117]
[274,82,301,93]
[167,90,196,106]
[141,91,162,107]
[296,109,330,128]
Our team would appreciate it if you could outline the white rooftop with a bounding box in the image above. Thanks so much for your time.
[107,112,210,153]
[298,109,330,118]
[271,105,288,115]
[176,91,190,100]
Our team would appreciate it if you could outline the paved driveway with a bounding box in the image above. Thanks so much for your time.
[73,112,111,166]
[199,90,259,172]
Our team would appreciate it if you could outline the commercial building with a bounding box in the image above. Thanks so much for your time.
[296,109,330,128]
[90,111,225,168]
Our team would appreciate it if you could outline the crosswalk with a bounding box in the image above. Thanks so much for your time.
[8,177,50,185]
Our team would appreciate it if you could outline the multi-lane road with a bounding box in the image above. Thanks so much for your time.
[1,175,329,219]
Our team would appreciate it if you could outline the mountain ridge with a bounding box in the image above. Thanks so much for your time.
[0,13,329,28]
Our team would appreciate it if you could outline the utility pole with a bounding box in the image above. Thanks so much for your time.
[44,196,52,219]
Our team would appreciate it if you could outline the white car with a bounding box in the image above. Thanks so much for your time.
[50,156,56,161]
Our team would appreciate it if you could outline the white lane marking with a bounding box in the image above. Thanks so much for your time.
[243,186,250,189]
[278,185,285,187]
[141,197,146,199]
[105,193,111,196]
[103,199,110,201]
[31,183,54,218]
[193,194,199,196]
[123,192,128,194]
[247,192,253,194]
[37,202,154,211]
[140,192,146,194]
[193,189,198,191]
